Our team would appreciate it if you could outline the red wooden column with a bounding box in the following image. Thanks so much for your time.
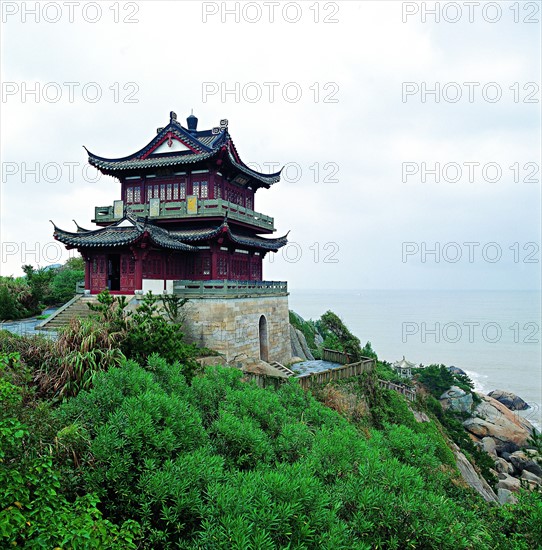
[209,171,216,199]
[162,253,167,291]
[210,243,219,279]
[131,247,144,291]
[84,256,91,290]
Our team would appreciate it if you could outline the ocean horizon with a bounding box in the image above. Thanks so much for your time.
[289,288,542,430]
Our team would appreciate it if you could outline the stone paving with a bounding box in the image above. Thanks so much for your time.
[293,359,342,375]
[0,308,58,338]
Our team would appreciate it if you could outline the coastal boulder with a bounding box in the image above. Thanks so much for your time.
[463,394,533,448]
[481,436,497,457]
[521,470,542,486]
[494,457,514,475]
[497,488,518,505]
[497,473,521,493]
[488,390,529,411]
[508,451,542,477]
[440,386,473,414]
[447,365,467,376]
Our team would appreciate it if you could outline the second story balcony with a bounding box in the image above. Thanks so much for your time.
[93,198,275,232]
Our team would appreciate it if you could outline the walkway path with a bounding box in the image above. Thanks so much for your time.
[0,308,58,338]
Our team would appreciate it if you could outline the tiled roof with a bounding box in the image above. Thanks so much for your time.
[53,217,287,252]
[226,148,281,185]
[393,357,416,369]
[89,150,216,171]
[85,113,281,186]
[169,222,288,251]
[53,218,198,252]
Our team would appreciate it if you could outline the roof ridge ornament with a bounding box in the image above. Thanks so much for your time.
[187,111,198,133]
[170,111,177,122]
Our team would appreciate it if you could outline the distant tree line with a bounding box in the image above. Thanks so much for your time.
[0,257,84,320]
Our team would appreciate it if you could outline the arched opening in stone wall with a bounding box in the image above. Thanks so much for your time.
[259,315,269,362]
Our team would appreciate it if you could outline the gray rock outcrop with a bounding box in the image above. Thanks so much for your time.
[497,488,518,505]
[447,366,467,376]
[440,386,473,414]
[494,457,514,475]
[521,470,542,486]
[488,389,530,411]
[508,451,542,477]
[481,437,497,457]
[290,325,315,361]
[452,444,498,503]
[497,472,521,492]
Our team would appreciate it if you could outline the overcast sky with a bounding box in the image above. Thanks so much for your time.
[1,0,540,290]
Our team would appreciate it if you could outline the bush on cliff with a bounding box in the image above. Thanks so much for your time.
[0,354,140,548]
[48,358,542,548]
[2,325,542,550]
[415,364,475,398]
[318,310,363,360]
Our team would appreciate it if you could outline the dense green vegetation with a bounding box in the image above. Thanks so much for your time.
[415,364,475,398]
[1,306,541,548]
[0,258,84,320]
[289,309,376,361]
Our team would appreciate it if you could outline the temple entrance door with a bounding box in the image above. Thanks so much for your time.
[107,254,121,291]
[259,315,269,362]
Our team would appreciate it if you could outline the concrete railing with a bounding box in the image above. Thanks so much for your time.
[93,199,274,231]
[173,280,288,298]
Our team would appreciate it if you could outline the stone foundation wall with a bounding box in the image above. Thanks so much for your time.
[181,295,291,365]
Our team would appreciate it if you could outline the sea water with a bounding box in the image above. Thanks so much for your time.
[289,289,542,430]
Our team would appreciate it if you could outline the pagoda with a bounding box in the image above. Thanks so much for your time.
[52,111,292,364]
[392,356,416,378]
[53,111,288,295]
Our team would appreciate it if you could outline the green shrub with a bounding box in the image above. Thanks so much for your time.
[0,359,140,548]
[50,267,84,303]
[415,364,474,398]
[5,345,541,550]
[319,310,363,361]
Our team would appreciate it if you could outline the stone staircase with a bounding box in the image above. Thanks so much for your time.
[36,295,100,331]
[268,361,295,378]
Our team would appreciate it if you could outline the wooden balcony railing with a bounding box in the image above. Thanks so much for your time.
[172,279,288,298]
[93,199,274,231]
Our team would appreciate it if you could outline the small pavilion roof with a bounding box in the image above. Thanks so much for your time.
[85,112,281,189]
[53,217,288,253]
[393,356,416,369]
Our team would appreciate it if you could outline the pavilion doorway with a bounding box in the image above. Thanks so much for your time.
[107,254,121,291]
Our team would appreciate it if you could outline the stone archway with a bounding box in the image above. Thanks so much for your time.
[259,315,269,362]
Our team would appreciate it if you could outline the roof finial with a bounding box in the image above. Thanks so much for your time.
[187,111,198,133]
